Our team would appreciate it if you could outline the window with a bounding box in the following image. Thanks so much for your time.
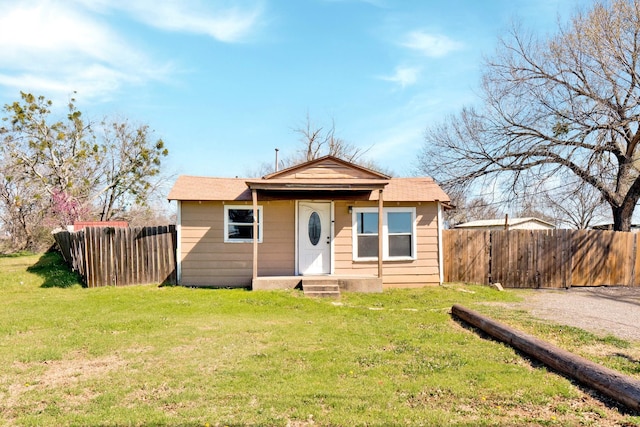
[388,211,412,257]
[308,212,322,246]
[224,205,263,242]
[355,211,379,258]
[352,207,416,260]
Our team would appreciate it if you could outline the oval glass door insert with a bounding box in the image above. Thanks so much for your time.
[308,212,321,246]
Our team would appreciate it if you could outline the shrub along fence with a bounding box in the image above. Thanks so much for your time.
[54,225,177,287]
[443,229,640,288]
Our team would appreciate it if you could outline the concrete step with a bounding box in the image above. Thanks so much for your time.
[301,279,339,288]
[302,281,340,298]
[302,284,340,292]
[304,291,341,298]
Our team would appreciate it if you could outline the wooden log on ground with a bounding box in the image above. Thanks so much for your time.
[451,304,640,411]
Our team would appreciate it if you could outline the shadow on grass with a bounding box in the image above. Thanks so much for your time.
[27,251,85,288]
[0,251,35,258]
[450,312,640,417]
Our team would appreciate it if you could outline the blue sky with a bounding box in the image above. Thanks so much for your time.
[0,0,593,182]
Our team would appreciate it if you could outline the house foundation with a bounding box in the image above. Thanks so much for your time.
[252,275,383,293]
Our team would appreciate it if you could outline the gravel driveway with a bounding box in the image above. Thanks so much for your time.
[505,287,640,342]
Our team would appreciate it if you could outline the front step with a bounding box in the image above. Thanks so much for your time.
[302,280,341,298]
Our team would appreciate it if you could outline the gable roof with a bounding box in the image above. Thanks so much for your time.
[454,217,555,229]
[246,156,390,192]
[377,178,448,202]
[168,175,449,202]
[264,155,391,180]
[168,176,251,201]
[167,156,449,203]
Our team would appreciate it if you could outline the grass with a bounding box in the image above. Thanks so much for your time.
[0,252,639,426]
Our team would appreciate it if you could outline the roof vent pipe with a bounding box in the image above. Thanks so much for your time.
[275,148,279,172]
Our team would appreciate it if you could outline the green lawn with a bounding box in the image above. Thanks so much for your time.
[1,252,639,426]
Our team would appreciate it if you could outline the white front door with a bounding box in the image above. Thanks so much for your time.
[298,202,331,275]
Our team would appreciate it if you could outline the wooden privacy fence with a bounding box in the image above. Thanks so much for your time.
[54,225,177,287]
[443,229,640,288]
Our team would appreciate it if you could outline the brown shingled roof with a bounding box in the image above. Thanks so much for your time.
[168,156,448,202]
[371,177,449,202]
[167,176,253,201]
[168,175,449,202]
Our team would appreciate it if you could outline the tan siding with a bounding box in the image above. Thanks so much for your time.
[274,158,382,180]
[182,276,252,288]
[259,201,295,276]
[333,202,442,287]
[180,199,441,288]
[181,229,222,240]
[183,266,253,276]
[181,242,258,254]
[179,200,295,286]
[333,201,355,275]
[383,276,441,288]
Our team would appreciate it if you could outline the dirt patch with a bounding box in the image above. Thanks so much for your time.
[16,353,126,389]
[501,287,640,342]
[5,352,128,410]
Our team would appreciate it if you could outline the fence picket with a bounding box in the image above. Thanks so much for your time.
[443,229,638,288]
[53,225,177,287]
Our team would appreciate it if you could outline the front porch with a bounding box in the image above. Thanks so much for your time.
[252,275,383,293]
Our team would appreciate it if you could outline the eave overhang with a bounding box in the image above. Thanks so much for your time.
[245,179,389,192]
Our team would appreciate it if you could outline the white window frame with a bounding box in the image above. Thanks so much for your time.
[352,207,417,261]
[224,205,263,243]
[353,208,379,261]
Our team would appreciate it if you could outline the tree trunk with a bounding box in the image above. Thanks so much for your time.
[612,203,634,231]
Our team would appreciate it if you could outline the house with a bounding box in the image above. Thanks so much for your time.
[167,156,450,292]
[454,217,555,230]
[72,221,129,231]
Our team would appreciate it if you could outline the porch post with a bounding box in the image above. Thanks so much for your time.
[378,189,384,279]
[437,201,444,285]
[176,200,182,285]
[252,188,258,281]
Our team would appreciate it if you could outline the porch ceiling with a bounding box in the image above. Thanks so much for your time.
[252,190,375,201]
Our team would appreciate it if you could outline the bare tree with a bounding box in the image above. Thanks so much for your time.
[441,186,503,228]
[0,165,48,251]
[291,113,370,164]
[92,118,168,221]
[247,114,389,177]
[290,114,390,173]
[420,0,640,231]
[542,181,609,229]
[245,159,279,178]
[512,198,557,225]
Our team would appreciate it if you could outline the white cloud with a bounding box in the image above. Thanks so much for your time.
[0,0,263,100]
[78,0,264,42]
[0,1,170,100]
[402,30,463,57]
[144,4,262,42]
[0,3,109,63]
[379,66,420,88]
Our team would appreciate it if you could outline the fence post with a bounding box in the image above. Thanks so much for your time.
[444,229,639,289]
[53,225,177,288]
